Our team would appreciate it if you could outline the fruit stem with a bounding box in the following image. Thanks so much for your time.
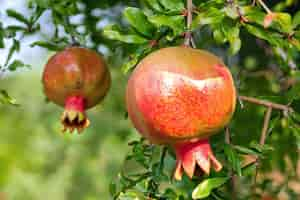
[184,0,194,47]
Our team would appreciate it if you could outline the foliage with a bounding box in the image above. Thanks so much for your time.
[0,0,300,199]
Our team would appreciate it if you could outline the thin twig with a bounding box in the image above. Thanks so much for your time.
[225,127,237,200]
[260,106,273,145]
[225,127,231,144]
[277,48,297,70]
[191,36,196,48]
[184,0,193,46]
[256,0,272,14]
[239,96,292,112]
[252,106,272,197]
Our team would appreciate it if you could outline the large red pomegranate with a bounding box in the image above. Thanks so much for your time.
[42,47,110,133]
[126,46,236,180]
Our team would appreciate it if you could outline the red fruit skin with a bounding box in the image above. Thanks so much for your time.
[126,46,236,179]
[43,47,110,108]
[42,47,110,133]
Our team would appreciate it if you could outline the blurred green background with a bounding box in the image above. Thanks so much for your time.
[0,67,138,199]
[0,1,140,199]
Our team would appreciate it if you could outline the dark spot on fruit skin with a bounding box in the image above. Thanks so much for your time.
[75,79,83,89]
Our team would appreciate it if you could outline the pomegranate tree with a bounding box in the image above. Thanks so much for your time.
[42,47,110,133]
[126,46,236,180]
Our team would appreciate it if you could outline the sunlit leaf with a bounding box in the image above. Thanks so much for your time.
[30,41,64,51]
[244,24,285,47]
[160,0,184,12]
[243,6,265,26]
[0,90,19,106]
[233,145,260,156]
[6,9,30,26]
[148,15,184,36]
[293,10,300,28]
[118,190,147,200]
[124,7,156,38]
[264,12,293,33]
[8,60,30,71]
[103,25,148,44]
[192,7,224,28]
[224,5,239,19]
[192,177,229,199]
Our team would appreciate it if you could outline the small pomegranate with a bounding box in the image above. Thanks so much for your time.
[42,47,110,133]
[126,46,236,180]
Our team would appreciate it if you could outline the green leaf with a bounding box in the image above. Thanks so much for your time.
[5,39,20,66]
[192,177,229,199]
[30,41,64,51]
[224,5,239,19]
[123,7,156,38]
[216,20,241,55]
[6,25,27,33]
[213,29,226,44]
[266,12,293,33]
[148,15,184,36]
[224,144,242,176]
[122,55,139,74]
[223,24,241,55]
[244,24,285,47]
[289,38,300,51]
[0,90,19,106]
[229,37,241,55]
[31,0,50,8]
[118,190,147,200]
[144,0,164,12]
[109,182,117,196]
[293,10,300,28]
[160,0,184,12]
[8,60,30,71]
[6,9,30,26]
[242,162,257,176]
[0,23,4,48]
[249,141,274,154]
[233,145,260,156]
[192,8,224,28]
[268,115,280,134]
[103,25,148,44]
[286,83,300,102]
[243,6,265,26]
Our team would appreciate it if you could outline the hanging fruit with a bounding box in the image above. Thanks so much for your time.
[42,47,111,133]
[126,46,236,180]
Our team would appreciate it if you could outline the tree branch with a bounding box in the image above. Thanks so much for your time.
[252,106,272,196]
[260,106,273,145]
[256,0,272,14]
[239,96,292,112]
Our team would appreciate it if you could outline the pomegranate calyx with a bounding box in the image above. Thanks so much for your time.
[173,139,222,180]
[61,96,90,134]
